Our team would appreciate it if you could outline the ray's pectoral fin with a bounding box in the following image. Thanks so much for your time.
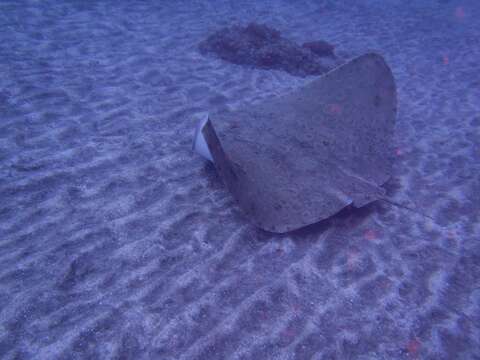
[201,118,240,186]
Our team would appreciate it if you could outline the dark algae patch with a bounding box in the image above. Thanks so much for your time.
[199,22,339,77]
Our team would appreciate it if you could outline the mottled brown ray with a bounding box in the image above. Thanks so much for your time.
[203,53,397,233]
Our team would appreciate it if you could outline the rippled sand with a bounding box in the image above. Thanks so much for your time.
[1,0,479,359]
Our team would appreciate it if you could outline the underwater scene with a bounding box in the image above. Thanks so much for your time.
[0,0,479,359]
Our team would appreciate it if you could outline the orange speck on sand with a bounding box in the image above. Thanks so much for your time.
[328,103,342,115]
[281,327,296,340]
[292,303,302,315]
[347,250,359,270]
[364,229,378,241]
[446,230,457,240]
[407,338,421,356]
[455,6,465,20]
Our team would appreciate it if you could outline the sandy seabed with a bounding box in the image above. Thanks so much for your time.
[0,0,479,359]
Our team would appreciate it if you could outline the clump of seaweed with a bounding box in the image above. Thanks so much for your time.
[199,22,338,77]
[302,40,335,58]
